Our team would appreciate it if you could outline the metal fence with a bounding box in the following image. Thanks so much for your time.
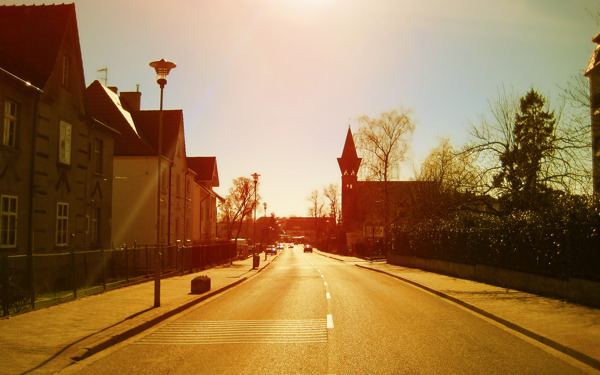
[0,242,236,317]
[392,224,600,281]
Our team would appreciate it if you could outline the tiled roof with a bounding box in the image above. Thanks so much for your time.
[86,80,184,158]
[87,81,155,156]
[0,4,74,88]
[187,156,219,187]
[131,110,183,160]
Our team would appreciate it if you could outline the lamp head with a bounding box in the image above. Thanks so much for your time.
[149,59,176,88]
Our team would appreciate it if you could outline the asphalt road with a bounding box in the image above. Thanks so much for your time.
[67,245,591,374]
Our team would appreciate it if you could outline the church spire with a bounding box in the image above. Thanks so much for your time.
[338,127,361,176]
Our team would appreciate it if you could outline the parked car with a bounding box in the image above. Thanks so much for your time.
[304,244,313,253]
[265,245,277,255]
[278,243,285,251]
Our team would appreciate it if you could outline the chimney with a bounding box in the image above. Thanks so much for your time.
[120,91,141,111]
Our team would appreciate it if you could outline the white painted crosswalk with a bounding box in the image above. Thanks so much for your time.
[136,319,328,345]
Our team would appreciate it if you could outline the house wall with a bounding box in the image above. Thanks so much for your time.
[0,73,37,254]
[87,121,114,250]
[167,127,187,245]
[29,17,104,254]
[111,156,158,247]
[188,182,217,244]
[0,11,114,255]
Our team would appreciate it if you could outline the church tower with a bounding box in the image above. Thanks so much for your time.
[338,127,361,230]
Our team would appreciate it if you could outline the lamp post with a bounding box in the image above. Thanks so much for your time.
[150,58,176,308]
[251,173,260,253]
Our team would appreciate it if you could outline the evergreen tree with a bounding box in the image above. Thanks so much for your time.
[493,89,557,211]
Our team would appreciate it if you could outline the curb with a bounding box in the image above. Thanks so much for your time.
[74,257,279,362]
[314,250,345,262]
[355,264,600,371]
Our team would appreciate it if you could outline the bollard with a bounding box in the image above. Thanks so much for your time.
[253,253,260,269]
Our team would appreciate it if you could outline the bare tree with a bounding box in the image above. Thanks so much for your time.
[356,108,415,249]
[323,184,340,224]
[218,177,260,242]
[560,73,594,194]
[416,138,489,218]
[356,109,415,182]
[307,190,325,244]
[307,190,325,218]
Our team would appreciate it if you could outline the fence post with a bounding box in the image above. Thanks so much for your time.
[71,248,77,299]
[29,250,35,310]
[102,247,106,291]
[180,245,184,275]
[1,252,9,316]
[124,245,129,283]
[145,244,149,278]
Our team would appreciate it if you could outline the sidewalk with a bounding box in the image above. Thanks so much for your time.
[315,249,600,372]
[0,253,277,375]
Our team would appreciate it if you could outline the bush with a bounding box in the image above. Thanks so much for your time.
[393,194,600,280]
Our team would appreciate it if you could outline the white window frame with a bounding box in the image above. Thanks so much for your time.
[3,100,17,147]
[59,120,72,165]
[56,202,69,246]
[0,195,17,248]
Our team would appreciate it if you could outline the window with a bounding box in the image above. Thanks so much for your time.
[3,100,17,147]
[56,202,68,246]
[59,121,71,165]
[91,207,100,244]
[62,56,69,87]
[0,195,17,248]
[93,138,103,173]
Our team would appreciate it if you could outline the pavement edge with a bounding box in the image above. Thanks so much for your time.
[355,263,600,371]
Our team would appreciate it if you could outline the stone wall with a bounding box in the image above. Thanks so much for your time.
[387,254,600,308]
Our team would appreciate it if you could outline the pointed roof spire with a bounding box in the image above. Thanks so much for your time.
[341,126,359,159]
[338,127,361,175]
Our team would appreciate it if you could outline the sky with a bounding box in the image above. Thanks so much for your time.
[9,0,599,217]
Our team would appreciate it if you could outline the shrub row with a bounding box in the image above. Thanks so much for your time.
[393,196,600,280]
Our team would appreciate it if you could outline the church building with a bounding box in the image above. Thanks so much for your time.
[337,127,428,255]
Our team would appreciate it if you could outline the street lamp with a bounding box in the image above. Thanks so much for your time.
[150,58,176,308]
[251,173,260,253]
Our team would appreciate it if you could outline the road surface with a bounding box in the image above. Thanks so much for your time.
[66,245,592,374]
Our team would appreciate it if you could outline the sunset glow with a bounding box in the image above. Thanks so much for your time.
[12,0,596,217]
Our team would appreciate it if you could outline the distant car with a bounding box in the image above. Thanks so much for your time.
[289,243,294,248]
[265,245,277,255]
[278,243,285,251]
[304,244,313,253]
